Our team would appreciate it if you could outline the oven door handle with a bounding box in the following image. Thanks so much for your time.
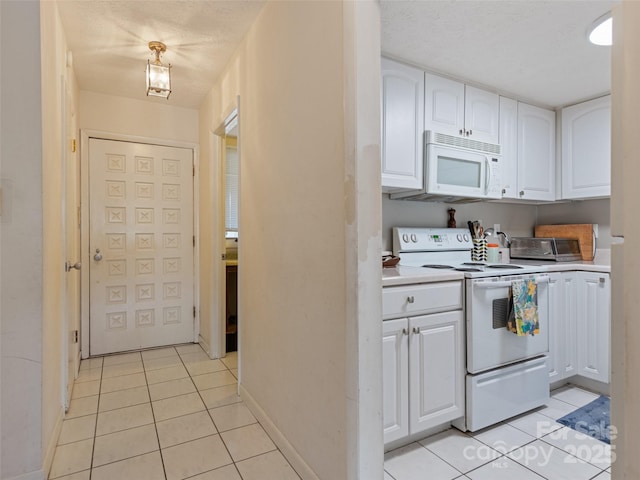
[475,280,513,289]
[475,275,550,289]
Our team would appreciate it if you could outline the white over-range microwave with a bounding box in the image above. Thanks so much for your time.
[391,131,502,202]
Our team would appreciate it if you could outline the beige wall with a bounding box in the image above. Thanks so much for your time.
[1,1,45,478]
[79,91,199,143]
[199,1,382,478]
[40,0,80,473]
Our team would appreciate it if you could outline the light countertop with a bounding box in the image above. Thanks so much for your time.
[382,250,611,287]
[382,265,464,287]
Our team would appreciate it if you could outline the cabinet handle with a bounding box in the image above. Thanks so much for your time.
[402,328,408,336]
[468,129,472,136]
[502,188,506,195]
[600,277,606,284]
[519,191,525,197]
[407,296,415,304]
[412,327,420,334]
[459,129,464,136]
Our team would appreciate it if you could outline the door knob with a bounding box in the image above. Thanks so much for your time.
[65,261,81,272]
[94,248,103,261]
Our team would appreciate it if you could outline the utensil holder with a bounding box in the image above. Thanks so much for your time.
[472,238,487,262]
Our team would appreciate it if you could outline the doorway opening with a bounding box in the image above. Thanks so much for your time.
[215,107,240,359]
[80,131,200,358]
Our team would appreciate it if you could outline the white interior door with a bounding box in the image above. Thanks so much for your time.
[89,138,195,355]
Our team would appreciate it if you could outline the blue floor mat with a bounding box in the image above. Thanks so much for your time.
[556,395,610,444]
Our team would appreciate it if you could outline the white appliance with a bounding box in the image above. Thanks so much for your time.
[393,227,550,431]
[391,131,502,202]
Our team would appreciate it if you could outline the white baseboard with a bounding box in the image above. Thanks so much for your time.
[6,467,45,480]
[198,334,216,359]
[239,385,319,480]
[41,406,64,479]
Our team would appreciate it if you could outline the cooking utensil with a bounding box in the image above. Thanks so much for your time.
[468,221,476,239]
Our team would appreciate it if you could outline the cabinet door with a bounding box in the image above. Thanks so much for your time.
[576,272,610,383]
[464,85,499,144]
[547,273,563,380]
[424,73,465,137]
[409,310,464,435]
[381,58,424,191]
[517,103,556,201]
[560,273,578,378]
[548,272,578,381]
[561,95,611,199]
[499,96,518,199]
[383,318,409,444]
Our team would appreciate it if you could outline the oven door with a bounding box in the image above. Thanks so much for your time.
[466,274,549,374]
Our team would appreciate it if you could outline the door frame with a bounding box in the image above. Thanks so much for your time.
[79,130,201,358]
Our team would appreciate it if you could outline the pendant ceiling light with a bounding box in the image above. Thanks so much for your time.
[146,41,171,99]
[588,12,612,46]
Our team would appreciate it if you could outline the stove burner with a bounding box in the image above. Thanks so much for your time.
[487,264,523,269]
[455,267,482,272]
[462,262,486,266]
[422,264,454,269]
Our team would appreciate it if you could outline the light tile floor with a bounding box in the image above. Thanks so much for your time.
[49,345,301,480]
[385,385,612,480]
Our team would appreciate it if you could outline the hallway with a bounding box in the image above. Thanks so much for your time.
[49,345,301,480]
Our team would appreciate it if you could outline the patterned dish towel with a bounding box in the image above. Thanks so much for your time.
[507,279,540,336]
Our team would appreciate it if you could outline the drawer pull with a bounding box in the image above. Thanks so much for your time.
[413,327,420,334]
[407,296,415,304]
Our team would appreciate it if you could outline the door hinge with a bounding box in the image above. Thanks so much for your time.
[193,236,196,247]
[193,164,195,176]
[71,139,77,153]
[221,253,227,261]
[73,330,79,343]
[193,306,196,318]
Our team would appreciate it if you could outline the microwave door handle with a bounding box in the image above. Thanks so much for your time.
[484,158,490,195]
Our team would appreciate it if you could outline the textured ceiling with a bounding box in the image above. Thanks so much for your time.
[57,0,265,109]
[58,1,618,111]
[381,0,619,108]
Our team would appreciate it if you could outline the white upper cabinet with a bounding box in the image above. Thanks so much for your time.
[464,86,500,144]
[425,73,499,144]
[381,58,424,191]
[499,97,518,198]
[517,102,556,201]
[561,95,611,199]
[499,99,556,201]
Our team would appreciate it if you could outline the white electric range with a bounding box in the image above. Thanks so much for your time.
[392,227,551,431]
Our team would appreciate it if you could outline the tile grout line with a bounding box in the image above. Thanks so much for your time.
[87,357,104,480]
[141,348,171,480]
[180,345,241,476]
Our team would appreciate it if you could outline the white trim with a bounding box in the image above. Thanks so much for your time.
[209,129,224,360]
[43,407,64,480]
[5,470,45,480]
[198,334,215,359]
[240,384,318,480]
[79,129,200,358]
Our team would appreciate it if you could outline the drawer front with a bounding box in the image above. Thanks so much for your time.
[383,281,463,319]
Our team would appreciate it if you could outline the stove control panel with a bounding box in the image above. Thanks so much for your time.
[393,227,473,253]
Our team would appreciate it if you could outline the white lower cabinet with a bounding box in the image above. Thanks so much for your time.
[548,271,610,385]
[409,311,465,434]
[382,307,464,445]
[548,272,578,381]
[576,272,611,383]
[382,318,409,444]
